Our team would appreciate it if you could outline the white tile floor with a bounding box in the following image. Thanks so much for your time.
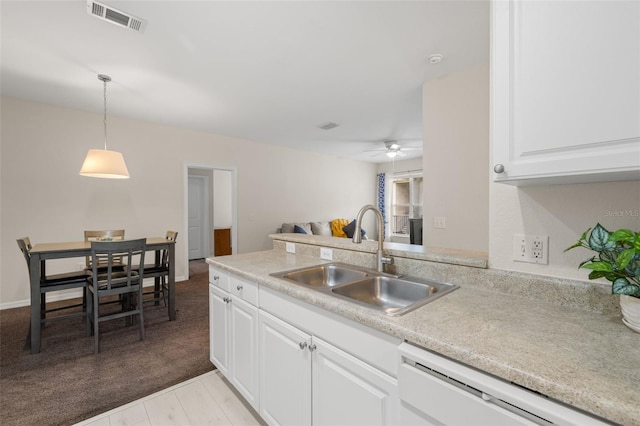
[75,371,264,426]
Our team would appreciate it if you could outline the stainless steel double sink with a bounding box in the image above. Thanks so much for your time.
[270,262,459,316]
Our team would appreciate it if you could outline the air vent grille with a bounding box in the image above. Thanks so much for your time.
[86,0,147,33]
[317,122,340,130]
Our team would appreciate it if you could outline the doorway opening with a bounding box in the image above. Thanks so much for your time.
[184,164,238,279]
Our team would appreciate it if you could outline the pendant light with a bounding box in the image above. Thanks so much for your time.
[79,74,130,179]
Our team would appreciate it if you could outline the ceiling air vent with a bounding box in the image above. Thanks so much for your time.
[86,0,147,33]
[317,122,340,130]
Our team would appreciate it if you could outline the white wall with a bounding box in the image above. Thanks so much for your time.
[489,180,640,281]
[422,62,490,251]
[0,96,377,307]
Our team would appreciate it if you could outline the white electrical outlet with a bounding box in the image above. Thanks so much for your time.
[513,234,548,264]
[433,216,447,229]
[320,247,333,260]
[286,242,295,254]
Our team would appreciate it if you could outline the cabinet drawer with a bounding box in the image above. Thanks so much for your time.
[209,266,229,291]
[230,276,258,306]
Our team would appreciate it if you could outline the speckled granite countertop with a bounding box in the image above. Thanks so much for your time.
[207,250,640,426]
[270,233,489,268]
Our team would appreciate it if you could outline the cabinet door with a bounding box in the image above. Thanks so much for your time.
[312,336,399,426]
[492,0,640,185]
[258,310,311,426]
[229,297,259,409]
[209,285,229,375]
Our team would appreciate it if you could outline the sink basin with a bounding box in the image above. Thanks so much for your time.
[272,263,370,287]
[331,276,458,316]
[271,263,458,316]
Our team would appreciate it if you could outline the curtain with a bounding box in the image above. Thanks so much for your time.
[377,173,386,240]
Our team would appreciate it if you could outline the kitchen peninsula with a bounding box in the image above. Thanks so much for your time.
[207,234,639,425]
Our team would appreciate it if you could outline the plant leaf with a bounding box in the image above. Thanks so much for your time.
[588,270,609,280]
[580,261,613,272]
[610,229,634,243]
[588,224,615,251]
[565,228,591,252]
[564,241,584,252]
[612,278,640,297]
[617,248,635,270]
[634,234,640,251]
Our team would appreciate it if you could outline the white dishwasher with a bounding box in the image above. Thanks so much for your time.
[398,342,610,426]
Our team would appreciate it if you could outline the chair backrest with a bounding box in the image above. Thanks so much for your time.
[90,239,146,292]
[16,237,32,268]
[84,229,125,268]
[161,231,179,267]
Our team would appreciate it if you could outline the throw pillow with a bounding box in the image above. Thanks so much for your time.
[330,218,350,238]
[293,224,308,234]
[342,220,366,238]
[310,221,332,236]
[282,222,312,234]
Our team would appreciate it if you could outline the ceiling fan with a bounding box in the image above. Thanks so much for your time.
[367,140,421,158]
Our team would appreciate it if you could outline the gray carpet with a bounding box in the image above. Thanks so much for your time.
[0,260,214,426]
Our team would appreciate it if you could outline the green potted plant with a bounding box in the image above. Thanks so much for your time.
[565,224,640,332]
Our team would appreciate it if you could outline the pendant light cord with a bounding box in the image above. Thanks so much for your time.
[98,74,111,151]
[103,77,108,151]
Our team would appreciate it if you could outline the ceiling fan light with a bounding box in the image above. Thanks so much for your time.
[386,151,397,158]
[80,149,130,179]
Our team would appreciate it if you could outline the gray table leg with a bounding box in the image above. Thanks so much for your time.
[28,254,41,353]
[168,243,176,320]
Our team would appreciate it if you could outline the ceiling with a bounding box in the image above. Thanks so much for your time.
[0,1,489,163]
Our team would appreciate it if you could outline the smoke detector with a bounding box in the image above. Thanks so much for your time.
[86,0,147,33]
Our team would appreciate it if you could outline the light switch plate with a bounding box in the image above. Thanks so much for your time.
[513,234,548,264]
[433,216,446,229]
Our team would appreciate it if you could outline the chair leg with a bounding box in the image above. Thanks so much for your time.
[137,289,145,341]
[86,287,92,337]
[93,291,100,354]
[161,276,168,307]
[40,293,46,322]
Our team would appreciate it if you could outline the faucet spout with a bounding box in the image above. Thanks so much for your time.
[353,204,393,272]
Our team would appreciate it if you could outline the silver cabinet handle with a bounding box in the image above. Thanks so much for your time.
[213,275,219,281]
[308,344,317,352]
[222,296,232,303]
[299,342,308,350]
[236,285,243,291]
[493,164,505,173]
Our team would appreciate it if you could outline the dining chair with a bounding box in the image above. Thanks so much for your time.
[86,238,146,354]
[84,229,125,270]
[16,237,88,344]
[135,231,178,307]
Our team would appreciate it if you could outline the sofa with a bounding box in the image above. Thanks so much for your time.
[279,219,368,239]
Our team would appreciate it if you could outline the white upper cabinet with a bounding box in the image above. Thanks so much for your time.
[491,0,640,185]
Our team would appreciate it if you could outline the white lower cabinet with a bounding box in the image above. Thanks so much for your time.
[258,310,311,425]
[312,335,399,426]
[209,269,259,410]
[258,310,399,426]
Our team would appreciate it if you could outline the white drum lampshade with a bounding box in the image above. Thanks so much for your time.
[79,149,130,179]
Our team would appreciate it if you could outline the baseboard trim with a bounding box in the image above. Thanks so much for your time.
[0,275,188,311]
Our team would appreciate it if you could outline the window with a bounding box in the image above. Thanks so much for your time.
[389,173,423,236]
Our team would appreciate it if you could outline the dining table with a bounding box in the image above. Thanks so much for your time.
[28,237,176,354]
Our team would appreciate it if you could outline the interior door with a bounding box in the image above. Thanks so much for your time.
[188,176,206,259]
